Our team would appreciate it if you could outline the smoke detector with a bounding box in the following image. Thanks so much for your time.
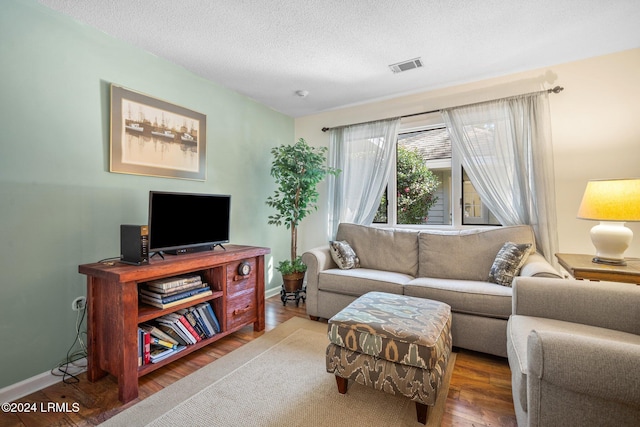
[389,57,423,74]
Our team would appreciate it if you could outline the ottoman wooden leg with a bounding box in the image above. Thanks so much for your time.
[335,375,348,394]
[416,402,429,425]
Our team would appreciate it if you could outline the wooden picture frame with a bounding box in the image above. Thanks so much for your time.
[110,85,206,181]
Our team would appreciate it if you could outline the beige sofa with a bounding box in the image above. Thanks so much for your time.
[508,277,640,426]
[302,223,561,357]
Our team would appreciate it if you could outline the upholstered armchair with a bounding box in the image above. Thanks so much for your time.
[507,276,640,427]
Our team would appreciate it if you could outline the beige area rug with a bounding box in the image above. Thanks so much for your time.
[103,317,455,427]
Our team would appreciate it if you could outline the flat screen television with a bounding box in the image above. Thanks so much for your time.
[148,191,231,254]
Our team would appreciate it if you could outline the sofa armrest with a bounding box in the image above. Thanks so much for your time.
[302,246,336,317]
[519,252,562,278]
[527,329,640,425]
[512,277,640,335]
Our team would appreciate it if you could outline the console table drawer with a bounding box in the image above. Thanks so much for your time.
[227,293,257,329]
[227,258,257,296]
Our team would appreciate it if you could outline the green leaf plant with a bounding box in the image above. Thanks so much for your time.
[374,146,440,224]
[396,146,440,224]
[266,138,340,274]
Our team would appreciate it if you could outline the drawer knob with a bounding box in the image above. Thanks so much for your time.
[237,261,252,277]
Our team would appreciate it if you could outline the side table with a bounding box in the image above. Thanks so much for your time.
[555,253,640,285]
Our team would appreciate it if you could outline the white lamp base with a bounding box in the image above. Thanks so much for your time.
[590,221,633,265]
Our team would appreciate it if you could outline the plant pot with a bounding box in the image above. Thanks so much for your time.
[282,271,305,292]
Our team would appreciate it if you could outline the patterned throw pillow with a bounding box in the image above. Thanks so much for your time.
[488,242,533,287]
[329,240,360,270]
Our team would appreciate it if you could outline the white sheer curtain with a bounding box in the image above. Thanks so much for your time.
[442,92,558,263]
[327,117,401,239]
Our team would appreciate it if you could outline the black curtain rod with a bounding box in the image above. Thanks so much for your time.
[321,85,564,132]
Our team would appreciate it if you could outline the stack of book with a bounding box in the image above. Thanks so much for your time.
[138,274,212,309]
[137,301,221,365]
[138,323,186,365]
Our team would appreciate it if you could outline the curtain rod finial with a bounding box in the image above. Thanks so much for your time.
[322,127,330,132]
[549,86,564,94]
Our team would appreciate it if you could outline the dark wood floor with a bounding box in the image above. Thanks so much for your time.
[1,296,517,426]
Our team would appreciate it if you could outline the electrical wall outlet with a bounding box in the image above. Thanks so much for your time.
[72,296,86,311]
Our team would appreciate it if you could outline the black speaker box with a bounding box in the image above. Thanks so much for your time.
[120,225,149,265]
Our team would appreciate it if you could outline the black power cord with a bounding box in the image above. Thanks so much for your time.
[51,301,88,384]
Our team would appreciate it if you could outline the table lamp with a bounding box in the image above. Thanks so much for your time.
[577,178,640,265]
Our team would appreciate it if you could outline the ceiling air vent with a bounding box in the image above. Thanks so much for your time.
[389,57,423,74]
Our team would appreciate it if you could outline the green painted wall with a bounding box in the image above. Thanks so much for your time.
[0,0,292,388]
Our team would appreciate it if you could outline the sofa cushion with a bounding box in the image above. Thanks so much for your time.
[329,240,360,269]
[336,223,419,276]
[404,277,512,319]
[318,268,409,297]
[507,314,640,413]
[488,242,532,286]
[418,225,536,281]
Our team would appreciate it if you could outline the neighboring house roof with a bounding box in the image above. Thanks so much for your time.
[398,128,451,161]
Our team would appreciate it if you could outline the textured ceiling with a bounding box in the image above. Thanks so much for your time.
[39,0,640,117]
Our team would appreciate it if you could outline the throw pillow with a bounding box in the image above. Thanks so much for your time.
[488,242,533,287]
[329,240,360,270]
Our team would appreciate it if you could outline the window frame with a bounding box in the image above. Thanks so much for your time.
[461,167,500,226]
[377,114,500,229]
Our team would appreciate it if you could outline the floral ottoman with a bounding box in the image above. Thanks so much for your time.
[325,291,452,425]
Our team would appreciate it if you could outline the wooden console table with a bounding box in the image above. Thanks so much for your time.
[79,245,270,403]
[555,253,640,285]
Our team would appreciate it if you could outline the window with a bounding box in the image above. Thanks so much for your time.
[375,114,500,227]
[462,168,500,225]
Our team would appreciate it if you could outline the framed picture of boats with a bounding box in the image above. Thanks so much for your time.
[110,84,207,180]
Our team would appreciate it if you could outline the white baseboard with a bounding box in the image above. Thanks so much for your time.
[265,286,282,299]
[0,358,87,403]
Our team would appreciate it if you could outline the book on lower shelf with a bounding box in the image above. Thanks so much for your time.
[155,323,189,346]
[149,344,186,363]
[139,301,222,365]
[139,323,179,346]
[155,314,194,345]
[150,336,177,349]
[197,302,221,333]
[177,308,207,339]
[137,327,151,366]
[194,305,215,336]
[177,301,220,339]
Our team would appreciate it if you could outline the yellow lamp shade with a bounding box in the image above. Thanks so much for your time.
[577,178,640,222]
[577,178,640,265]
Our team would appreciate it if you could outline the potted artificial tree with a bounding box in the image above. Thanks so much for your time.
[266,138,339,292]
